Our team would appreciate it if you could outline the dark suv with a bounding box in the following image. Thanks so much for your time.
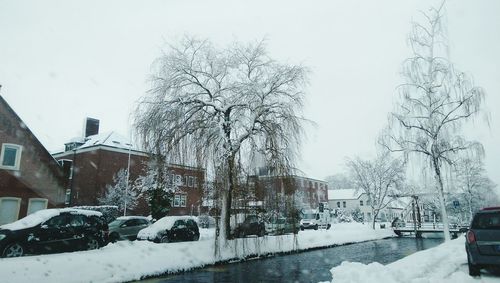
[233,215,266,238]
[465,207,500,276]
[0,208,109,258]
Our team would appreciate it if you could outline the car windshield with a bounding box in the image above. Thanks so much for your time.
[108,219,125,227]
[303,214,317,220]
[472,212,500,229]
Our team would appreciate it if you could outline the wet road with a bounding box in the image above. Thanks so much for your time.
[139,237,444,283]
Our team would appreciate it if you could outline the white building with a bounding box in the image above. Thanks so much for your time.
[328,189,411,222]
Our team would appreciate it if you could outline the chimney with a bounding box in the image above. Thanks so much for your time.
[83,117,99,138]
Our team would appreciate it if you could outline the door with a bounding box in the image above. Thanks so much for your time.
[171,220,187,241]
[36,214,72,253]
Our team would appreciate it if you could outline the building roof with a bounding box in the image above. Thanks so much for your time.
[328,189,363,200]
[78,131,136,150]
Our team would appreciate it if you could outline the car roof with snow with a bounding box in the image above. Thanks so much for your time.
[0,208,103,231]
[115,216,150,221]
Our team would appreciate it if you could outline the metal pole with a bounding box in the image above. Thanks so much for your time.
[124,142,132,216]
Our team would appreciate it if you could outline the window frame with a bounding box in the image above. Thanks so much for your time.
[0,197,21,224]
[27,198,48,215]
[0,143,23,170]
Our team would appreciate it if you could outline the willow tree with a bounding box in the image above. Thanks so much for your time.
[380,4,488,241]
[134,37,308,241]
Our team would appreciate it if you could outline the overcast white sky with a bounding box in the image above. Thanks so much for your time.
[1,0,498,186]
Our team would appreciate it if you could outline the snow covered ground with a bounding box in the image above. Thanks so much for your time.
[0,222,392,283]
[328,236,500,283]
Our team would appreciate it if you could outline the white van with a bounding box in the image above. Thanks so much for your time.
[300,209,331,230]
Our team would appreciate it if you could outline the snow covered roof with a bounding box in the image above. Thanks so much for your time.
[328,189,363,200]
[78,131,135,150]
[0,208,102,231]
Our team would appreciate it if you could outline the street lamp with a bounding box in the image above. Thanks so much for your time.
[124,141,132,216]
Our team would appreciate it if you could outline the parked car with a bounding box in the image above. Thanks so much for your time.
[465,207,500,276]
[233,215,266,238]
[108,216,151,242]
[300,209,331,230]
[0,208,109,258]
[197,215,216,229]
[265,217,299,235]
[137,216,199,243]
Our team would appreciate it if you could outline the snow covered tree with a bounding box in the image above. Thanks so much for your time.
[379,3,488,241]
[346,153,406,229]
[325,173,353,190]
[133,160,180,219]
[134,37,308,241]
[98,169,138,214]
[451,157,498,222]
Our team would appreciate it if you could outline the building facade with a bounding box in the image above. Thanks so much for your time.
[0,95,68,225]
[52,131,205,216]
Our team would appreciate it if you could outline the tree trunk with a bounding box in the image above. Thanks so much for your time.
[432,157,451,241]
[222,154,235,240]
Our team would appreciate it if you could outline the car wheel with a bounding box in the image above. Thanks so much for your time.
[86,237,100,250]
[300,227,304,231]
[468,255,481,276]
[192,234,200,241]
[314,225,318,230]
[2,242,24,258]
[160,235,170,243]
[109,232,119,243]
[327,224,331,230]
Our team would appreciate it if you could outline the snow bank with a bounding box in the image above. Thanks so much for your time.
[0,222,393,283]
[329,236,499,283]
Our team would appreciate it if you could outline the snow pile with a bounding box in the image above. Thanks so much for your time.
[329,237,499,283]
[0,222,393,283]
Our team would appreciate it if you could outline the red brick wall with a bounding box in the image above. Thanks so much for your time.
[0,96,67,221]
[55,147,205,217]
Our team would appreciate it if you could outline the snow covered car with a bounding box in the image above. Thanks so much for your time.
[0,208,109,258]
[108,216,151,242]
[465,207,500,276]
[137,216,199,243]
[265,217,299,235]
[233,215,266,238]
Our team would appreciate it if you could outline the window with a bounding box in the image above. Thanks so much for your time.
[175,175,182,185]
[342,201,346,208]
[0,197,21,225]
[172,195,187,207]
[0,144,22,170]
[173,195,181,207]
[45,215,69,228]
[69,214,86,227]
[27,198,48,215]
[337,202,340,208]
[366,200,371,206]
[188,176,194,187]
[360,200,364,206]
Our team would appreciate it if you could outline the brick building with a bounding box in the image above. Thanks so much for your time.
[0,95,68,225]
[53,129,205,216]
[242,170,328,212]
